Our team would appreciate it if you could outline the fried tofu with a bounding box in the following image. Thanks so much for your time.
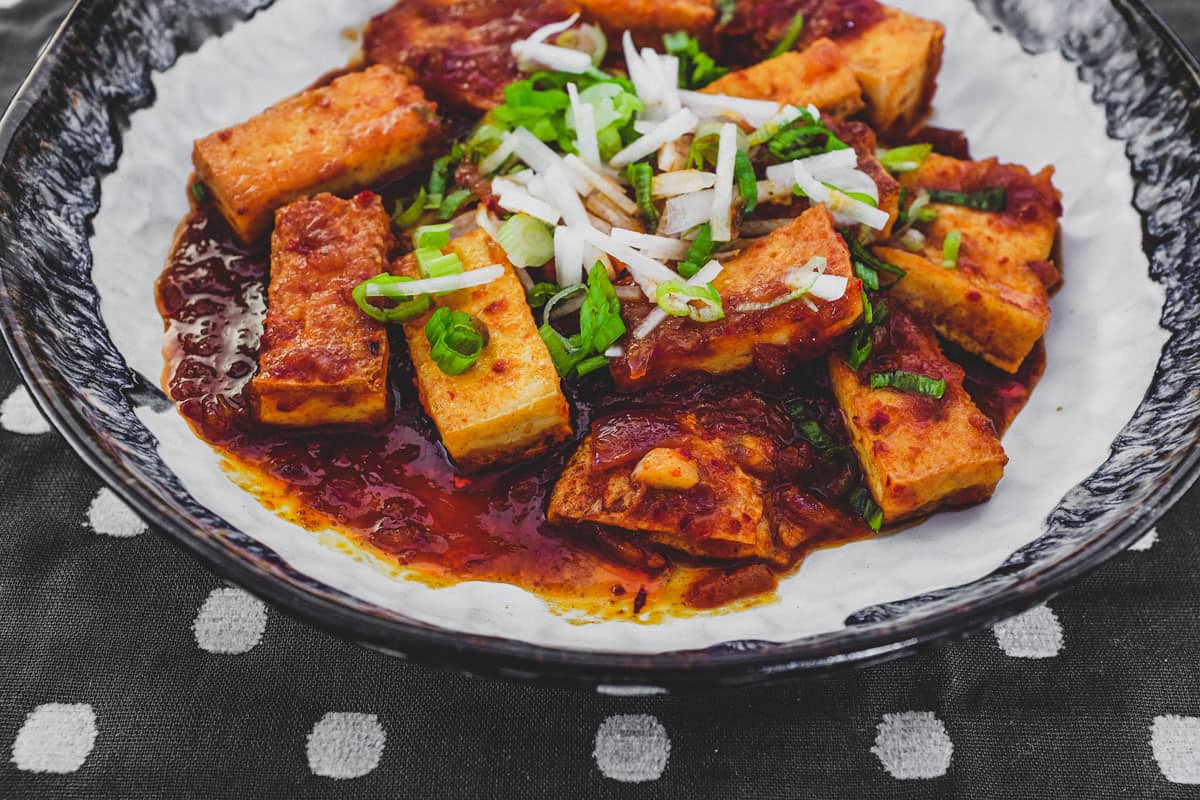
[881,154,1062,373]
[578,0,715,43]
[252,193,393,428]
[193,65,440,243]
[611,205,863,389]
[702,39,865,119]
[835,5,944,138]
[398,230,572,471]
[829,306,1007,523]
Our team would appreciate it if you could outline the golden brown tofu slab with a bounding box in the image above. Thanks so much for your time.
[364,0,581,112]
[398,230,572,471]
[881,154,1062,373]
[702,39,865,119]
[193,65,440,244]
[251,193,393,428]
[829,305,1007,523]
[578,0,715,44]
[612,206,864,389]
[835,5,944,138]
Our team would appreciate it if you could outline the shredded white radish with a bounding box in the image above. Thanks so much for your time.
[764,150,858,185]
[679,90,784,127]
[622,32,661,115]
[366,265,506,298]
[525,12,581,46]
[756,178,793,203]
[792,161,887,230]
[610,228,691,261]
[804,274,850,302]
[709,123,737,241]
[554,226,585,287]
[815,166,880,203]
[544,163,591,228]
[657,140,681,172]
[633,120,659,135]
[578,226,680,297]
[609,108,698,168]
[660,189,715,235]
[657,53,682,114]
[567,84,603,171]
[652,170,716,198]
[614,284,646,302]
[514,265,534,290]
[475,205,502,240]
[562,155,638,214]
[586,211,614,235]
[513,41,593,73]
[510,128,589,194]
[586,192,640,230]
[739,217,792,236]
[496,187,562,225]
[479,133,517,176]
[604,346,626,358]
[634,259,724,338]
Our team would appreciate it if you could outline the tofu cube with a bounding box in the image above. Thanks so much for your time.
[702,38,865,118]
[578,0,715,44]
[399,230,572,471]
[835,5,945,137]
[611,205,864,389]
[829,306,1008,523]
[193,65,440,243]
[882,154,1061,373]
[252,193,393,428]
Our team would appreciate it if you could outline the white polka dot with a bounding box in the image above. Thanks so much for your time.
[306,712,386,779]
[1129,528,1158,551]
[86,488,147,538]
[992,604,1063,659]
[0,386,50,435]
[11,703,98,773]
[1153,715,1200,784]
[192,587,267,654]
[596,685,668,696]
[593,714,670,783]
[872,712,953,779]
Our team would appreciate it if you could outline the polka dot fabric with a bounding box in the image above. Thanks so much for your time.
[4,4,1200,799]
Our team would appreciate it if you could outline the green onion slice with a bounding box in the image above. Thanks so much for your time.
[627,162,659,228]
[527,282,560,309]
[846,237,905,284]
[438,188,474,221]
[655,280,725,323]
[879,143,933,174]
[392,188,427,230]
[425,307,489,376]
[496,213,555,268]
[927,186,1007,212]
[414,223,453,250]
[191,182,209,203]
[542,283,587,328]
[766,109,849,162]
[574,354,612,378]
[797,420,837,451]
[869,370,947,399]
[678,223,715,280]
[768,11,805,59]
[848,487,884,532]
[941,230,962,269]
[715,0,736,26]
[734,150,758,214]
[415,247,464,280]
[853,260,880,291]
[352,275,434,323]
[662,31,729,89]
[579,261,626,352]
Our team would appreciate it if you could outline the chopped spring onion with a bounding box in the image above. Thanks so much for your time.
[710,122,738,241]
[748,105,804,147]
[656,280,725,322]
[879,143,933,174]
[734,150,758,214]
[767,110,850,162]
[523,12,582,46]
[716,0,736,26]
[426,307,490,376]
[527,282,560,309]
[927,186,1007,212]
[677,222,714,279]
[566,83,602,169]
[191,182,209,203]
[869,370,947,399]
[652,170,717,198]
[853,260,880,291]
[609,108,699,168]
[627,162,659,228]
[678,90,785,127]
[796,419,838,451]
[662,31,729,89]
[768,11,805,58]
[412,221,451,250]
[897,187,936,230]
[554,224,586,286]
[942,230,962,268]
[352,275,434,323]
[365,264,506,298]
[849,487,884,532]
[415,247,464,280]
[438,188,474,221]
[610,228,691,261]
[426,144,464,208]
[847,236,906,285]
[556,23,608,66]
[475,204,502,241]
[899,228,926,252]
[539,261,626,379]
[392,188,428,229]
[816,167,879,204]
[578,225,681,297]
[661,189,716,235]
[847,298,888,369]
[635,259,723,338]
[497,214,555,267]
[542,283,587,327]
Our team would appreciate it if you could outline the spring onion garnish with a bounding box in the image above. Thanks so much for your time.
[191,182,209,203]
[899,228,927,253]
[734,150,758,215]
[627,162,659,228]
[363,265,505,301]
[847,236,906,286]
[415,248,464,282]
[678,223,715,279]
[414,223,453,250]
[796,419,838,452]
[609,108,699,168]
[849,487,884,532]
[542,283,588,327]
[425,307,490,376]
[635,259,723,338]
[715,0,736,26]
[853,260,880,291]
[438,188,474,221]
[652,170,717,198]
[497,214,555,268]
[392,188,427,230]
[662,31,729,90]
[655,280,725,322]
[879,143,933,174]
[942,230,962,269]
[426,144,464,210]
[556,23,608,66]
[352,275,434,323]
[869,370,947,399]
[768,11,805,59]
[539,261,626,379]
[847,298,889,370]
[527,282,560,309]
[927,186,1007,212]
[766,107,849,161]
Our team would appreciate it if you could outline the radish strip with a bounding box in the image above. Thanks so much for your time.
[609,108,698,168]
[366,265,506,297]
[709,123,737,241]
[577,226,681,297]
[610,228,691,260]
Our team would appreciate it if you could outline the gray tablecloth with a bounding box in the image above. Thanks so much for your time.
[2,1,1200,797]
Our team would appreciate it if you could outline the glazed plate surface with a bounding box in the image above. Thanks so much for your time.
[2,0,1199,686]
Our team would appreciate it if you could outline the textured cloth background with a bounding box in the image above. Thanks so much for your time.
[2,1,1200,797]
